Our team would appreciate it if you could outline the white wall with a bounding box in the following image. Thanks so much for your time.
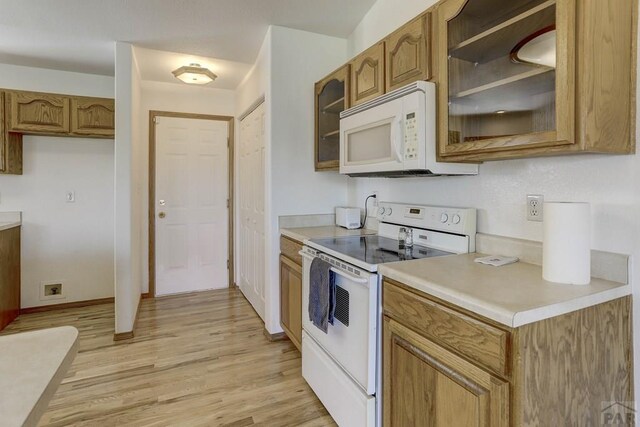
[266,26,349,332]
[234,26,349,333]
[114,42,143,334]
[139,80,235,293]
[348,0,640,400]
[348,0,431,57]
[0,64,115,308]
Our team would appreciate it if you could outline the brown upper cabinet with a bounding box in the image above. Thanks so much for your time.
[350,42,386,106]
[0,89,114,175]
[71,97,116,137]
[7,91,70,134]
[0,92,23,175]
[6,90,114,139]
[385,12,432,92]
[437,0,636,161]
[315,64,350,171]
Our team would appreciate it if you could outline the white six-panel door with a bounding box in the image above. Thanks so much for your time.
[155,116,229,296]
[238,103,266,319]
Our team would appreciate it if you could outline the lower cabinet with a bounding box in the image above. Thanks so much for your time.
[383,317,509,427]
[280,249,303,351]
[382,278,633,426]
[0,226,20,331]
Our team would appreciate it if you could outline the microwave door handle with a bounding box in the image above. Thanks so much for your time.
[392,117,404,161]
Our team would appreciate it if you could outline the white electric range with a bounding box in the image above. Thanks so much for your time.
[300,202,476,427]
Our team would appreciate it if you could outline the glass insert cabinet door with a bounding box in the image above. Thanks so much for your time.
[315,65,350,171]
[437,0,576,158]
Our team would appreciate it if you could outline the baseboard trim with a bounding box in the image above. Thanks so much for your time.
[20,297,115,315]
[113,295,143,342]
[113,331,134,341]
[141,292,153,299]
[263,327,288,342]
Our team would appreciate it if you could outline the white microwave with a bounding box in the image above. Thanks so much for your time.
[339,81,478,177]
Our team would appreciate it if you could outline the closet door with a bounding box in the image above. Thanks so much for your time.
[238,103,266,319]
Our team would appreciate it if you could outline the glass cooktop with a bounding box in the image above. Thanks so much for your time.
[310,235,453,266]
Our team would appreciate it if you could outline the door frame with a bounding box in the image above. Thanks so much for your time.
[147,110,235,298]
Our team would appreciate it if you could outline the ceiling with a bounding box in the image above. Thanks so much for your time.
[0,0,376,86]
[134,47,253,90]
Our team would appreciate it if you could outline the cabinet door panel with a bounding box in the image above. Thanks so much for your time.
[383,317,509,427]
[350,42,385,106]
[280,255,302,350]
[8,91,70,134]
[437,0,575,159]
[315,64,350,171]
[71,97,115,137]
[386,13,432,91]
[0,227,20,331]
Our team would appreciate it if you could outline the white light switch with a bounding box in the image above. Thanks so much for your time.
[66,191,75,203]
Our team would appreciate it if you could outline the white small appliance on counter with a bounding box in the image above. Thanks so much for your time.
[339,81,478,177]
[335,207,361,229]
[301,202,477,427]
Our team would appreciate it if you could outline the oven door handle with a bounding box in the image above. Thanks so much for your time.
[299,251,370,284]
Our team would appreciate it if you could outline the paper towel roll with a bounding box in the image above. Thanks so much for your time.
[542,202,591,285]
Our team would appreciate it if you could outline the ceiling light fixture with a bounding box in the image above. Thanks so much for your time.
[172,63,217,85]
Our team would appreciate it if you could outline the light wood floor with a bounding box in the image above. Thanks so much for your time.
[2,288,335,427]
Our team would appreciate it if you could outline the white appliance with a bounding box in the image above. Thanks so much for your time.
[339,81,478,177]
[301,202,477,427]
[335,207,361,229]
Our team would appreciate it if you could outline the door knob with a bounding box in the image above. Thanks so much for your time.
[158,212,166,219]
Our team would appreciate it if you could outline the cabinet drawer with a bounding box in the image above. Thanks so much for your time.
[280,236,303,265]
[7,91,70,134]
[383,280,510,376]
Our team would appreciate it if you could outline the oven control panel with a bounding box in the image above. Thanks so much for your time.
[376,201,476,236]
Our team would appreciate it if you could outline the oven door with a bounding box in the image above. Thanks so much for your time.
[301,249,378,394]
[339,96,406,175]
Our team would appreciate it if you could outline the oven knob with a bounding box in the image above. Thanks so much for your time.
[440,213,449,223]
[452,214,461,224]
[386,208,392,215]
[378,207,386,216]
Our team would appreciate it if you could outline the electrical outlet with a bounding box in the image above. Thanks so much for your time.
[527,194,544,221]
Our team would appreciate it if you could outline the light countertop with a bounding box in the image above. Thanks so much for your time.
[379,253,631,328]
[0,326,79,427]
[0,211,21,232]
[280,225,376,243]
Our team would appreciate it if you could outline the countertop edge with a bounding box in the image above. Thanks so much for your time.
[511,285,632,327]
[280,228,305,243]
[1,326,79,427]
[24,329,78,427]
[379,263,632,328]
[0,222,21,232]
[379,266,516,326]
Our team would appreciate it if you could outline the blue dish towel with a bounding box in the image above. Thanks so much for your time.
[308,257,336,333]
